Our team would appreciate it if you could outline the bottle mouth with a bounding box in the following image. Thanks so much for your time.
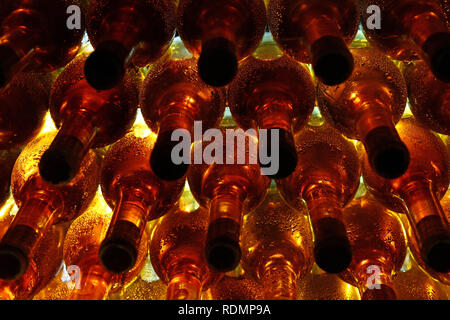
[204,236,242,273]
[0,244,28,280]
[311,36,354,86]
[259,128,297,179]
[198,37,238,87]
[150,130,189,181]
[39,148,76,186]
[423,32,450,83]
[422,235,450,273]
[98,238,137,274]
[84,42,126,90]
[364,126,410,179]
[313,217,353,273]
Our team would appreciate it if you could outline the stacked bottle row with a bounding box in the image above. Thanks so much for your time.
[0,0,449,300]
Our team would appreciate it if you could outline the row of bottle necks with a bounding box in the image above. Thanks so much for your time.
[0,0,449,300]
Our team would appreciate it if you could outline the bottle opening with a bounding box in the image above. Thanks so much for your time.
[150,130,189,181]
[0,45,20,88]
[423,32,450,83]
[198,37,238,87]
[98,238,137,274]
[422,235,450,273]
[205,236,241,273]
[260,128,297,179]
[84,43,126,90]
[0,244,28,280]
[364,126,410,179]
[311,36,354,86]
[313,217,352,273]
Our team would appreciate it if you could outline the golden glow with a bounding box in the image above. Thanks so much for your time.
[40,112,57,134]
[178,181,199,213]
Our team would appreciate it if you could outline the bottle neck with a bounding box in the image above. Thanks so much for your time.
[158,92,199,134]
[166,262,204,300]
[356,102,396,141]
[209,184,247,225]
[97,6,144,56]
[104,185,151,253]
[255,96,294,133]
[70,264,114,300]
[304,186,342,226]
[260,256,298,300]
[401,180,448,249]
[1,195,58,259]
[291,5,342,47]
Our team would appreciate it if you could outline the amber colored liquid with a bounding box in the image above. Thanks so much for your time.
[228,41,315,138]
[177,0,266,61]
[64,199,149,300]
[0,72,52,150]
[403,60,450,135]
[116,278,167,300]
[276,124,360,272]
[0,0,86,85]
[362,117,449,272]
[0,221,67,300]
[87,0,176,67]
[317,47,407,140]
[187,127,271,272]
[150,207,222,300]
[268,0,359,63]
[398,189,450,285]
[100,125,185,273]
[0,131,99,279]
[241,188,314,300]
[392,252,449,299]
[140,57,225,136]
[209,275,265,300]
[338,194,407,300]
[360,0,448,61]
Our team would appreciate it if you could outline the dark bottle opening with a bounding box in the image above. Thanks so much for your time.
[84,41,127,90]
[423,32,450,83]
[364,126,410,179]
[362,284,397,300]
[417,215,450,273]
[205,218,242,272]
[98,220,140,274]
[0,244,28,281]
[259,128,297,179]
[311,36,354,86]
[0,224,37,280]
[313,217,353,273]
[198,37,238,87]
[39,135,85,186]
[0,45,20,88]
[150,130,189,181]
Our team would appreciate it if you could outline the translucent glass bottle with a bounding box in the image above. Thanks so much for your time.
[276,124,360,273]
[0,131,100,280]
[39,53,140,186]
[362,117,450,273]
[176,0,267,86]
[339,194,407,300]
[228,34,315,178]
[317,46,409,179]
[150,207,222,300]
[268,0,360,85]
[99,124,185,274]
[360,0,450,82]
[0,0,86,88]
[241,187,314,299]
[84,0,177,90]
